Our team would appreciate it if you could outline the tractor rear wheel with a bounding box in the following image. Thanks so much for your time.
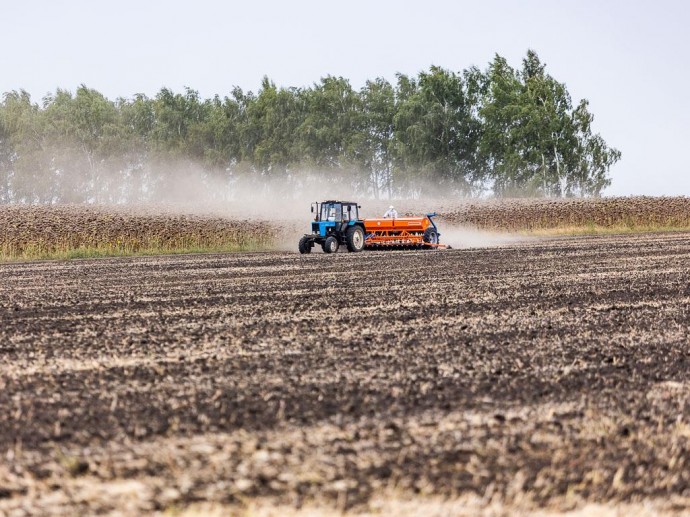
[423,227,439,249]
[298,236,313,254]
[345,226,365,252]
[322,236,339,254]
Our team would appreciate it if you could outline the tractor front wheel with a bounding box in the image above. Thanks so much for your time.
[345,226,365,252]
[298,236,313,254]
[322,236,339,254]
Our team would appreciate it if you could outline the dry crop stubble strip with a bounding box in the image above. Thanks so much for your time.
[0,205,277,260]
[437,197,690,231]
[0,236,689,514]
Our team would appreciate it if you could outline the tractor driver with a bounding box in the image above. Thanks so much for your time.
[383,205,398,218]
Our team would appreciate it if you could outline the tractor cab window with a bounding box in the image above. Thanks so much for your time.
[321,203,340,222]
[349,205,358,221]
[342,204,357,221]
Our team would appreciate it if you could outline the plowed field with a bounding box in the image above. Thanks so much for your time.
[1,232,689,515]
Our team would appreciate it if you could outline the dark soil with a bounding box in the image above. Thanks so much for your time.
[0,232,689,515]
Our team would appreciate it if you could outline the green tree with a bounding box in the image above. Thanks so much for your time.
[393,66,484,196]
[356,78,395,198]
[0,90,54,202]
[117,94,156,201]
[479,55,526,195]
[480,50,620,196]
[151,87,209,157]
[244,78,305,181]
[297,76,361,189]
[40,85,127,202]
[0,100,13,202]
[201,93,244,169]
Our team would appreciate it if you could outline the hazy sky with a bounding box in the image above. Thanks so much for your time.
[3,0,689,196]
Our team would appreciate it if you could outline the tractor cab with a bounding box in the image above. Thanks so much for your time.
[299,200,366,254]
[313,201,359,224]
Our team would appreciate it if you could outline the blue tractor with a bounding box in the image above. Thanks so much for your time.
[298,200,366,254]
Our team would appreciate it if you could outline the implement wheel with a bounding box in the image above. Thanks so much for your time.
[322,236,339,254]
[298,236,313,254]
[345,226,365,252]
[423,227,439,249]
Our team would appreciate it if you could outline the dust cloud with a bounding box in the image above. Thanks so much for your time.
[438,224,533,250]
[9,157,539,252]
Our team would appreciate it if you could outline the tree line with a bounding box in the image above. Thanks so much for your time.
[0,50,620,203]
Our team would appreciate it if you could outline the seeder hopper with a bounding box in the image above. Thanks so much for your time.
[298,200,450,254]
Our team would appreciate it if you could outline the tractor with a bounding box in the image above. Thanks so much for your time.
[298,200,366,254]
